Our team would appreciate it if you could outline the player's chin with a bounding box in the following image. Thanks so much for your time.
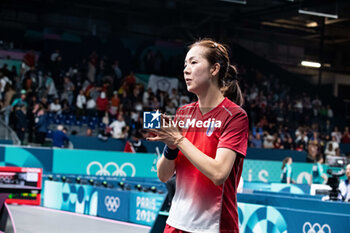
[186,85,196,94]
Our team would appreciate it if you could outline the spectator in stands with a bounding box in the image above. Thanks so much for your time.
[96,91,108,118]
[0,70,12,100]
[179,93,190,107]
[11,90,27,109]
[2,84,15,125]
[134,100,143,114]
[165,101,176,115]
[281,157,293,184]
[312,95,322,109]
[252,122,264,137]
[283,136,295,150]
[35,104,49,144]
[125,130,147,153]
[169,88,179,107]
[339,164,350,202]
[306,141,318,163]
[61,76,75,105]
[309,131,321,146]
[155,90,166,110]
[142,87,153,108]
[86,128,93,136]
[43,72,57,102]
[150,96,160,110]
[295,142,305,152]
[60,99,71,115]
[296,130,308,149]
[109,91,120,118]
[86,95,96,117]
[274,137,284,149]
[263,134,274,149]
[52,125,69,148]
[14,104,27,144]
[27,95,38,143]
[109,113,126,139]
[342,126,350,144]
[324,136,339,157]
[322,119,333,136]
[331,126,342,144]
[76,89,86,119]
[311,155,327,184]
[250,133,263,148]
[120,126,129,139]
[50,50,60,62]
[326,105,334,120]
[119,89,132,112]
[49,98,62,114]
[124,71,136,89]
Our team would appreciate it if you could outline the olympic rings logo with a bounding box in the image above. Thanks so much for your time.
[303,222,331,233]
[86,161,136,177]
[104,196,120,212]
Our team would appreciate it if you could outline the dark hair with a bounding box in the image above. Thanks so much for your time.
[327,142,333,151]
[282,157,292,169]
[188,38,244,106]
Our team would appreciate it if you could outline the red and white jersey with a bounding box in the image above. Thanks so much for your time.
[166,97,248,233]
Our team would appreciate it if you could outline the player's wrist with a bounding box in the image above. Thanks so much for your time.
[174,135,185,146]
[163,145,179,160]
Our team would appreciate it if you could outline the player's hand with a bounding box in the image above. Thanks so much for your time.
[147,114,182,149]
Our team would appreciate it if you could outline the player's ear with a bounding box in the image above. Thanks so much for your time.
[210,63,220,77]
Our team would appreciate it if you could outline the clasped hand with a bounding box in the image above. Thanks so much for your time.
[146,114,182,149]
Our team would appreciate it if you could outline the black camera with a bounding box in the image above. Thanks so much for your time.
[325,156,347,201]
[326,169,345,201]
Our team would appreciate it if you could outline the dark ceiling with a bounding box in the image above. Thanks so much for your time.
[1,0,350,72]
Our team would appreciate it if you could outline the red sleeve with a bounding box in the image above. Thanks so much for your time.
[217,109,249,157]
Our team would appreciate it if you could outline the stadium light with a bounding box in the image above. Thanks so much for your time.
[301,61,321,68]
[298,9,338,19]
[306,22,318,27]
[219,0,247,5]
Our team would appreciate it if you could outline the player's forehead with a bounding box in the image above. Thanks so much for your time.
[185,45,207,62]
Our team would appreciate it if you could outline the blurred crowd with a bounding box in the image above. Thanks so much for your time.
[0,48,349,161]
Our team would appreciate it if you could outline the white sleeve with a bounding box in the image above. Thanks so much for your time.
[339,181,346,199]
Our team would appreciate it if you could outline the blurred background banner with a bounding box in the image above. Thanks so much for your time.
[242,159,328,184]
[43,181,98,216]
[129,192,165,226]
[97,189,129,221]
[52,150,157,178]
[238,202,349,233]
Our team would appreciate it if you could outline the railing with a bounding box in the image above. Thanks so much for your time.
[0,119,20,145]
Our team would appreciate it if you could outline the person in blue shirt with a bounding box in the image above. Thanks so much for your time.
[52,125,69,148]
[35,104,49,144]
[281,157,293,184]
[312,155,328,184]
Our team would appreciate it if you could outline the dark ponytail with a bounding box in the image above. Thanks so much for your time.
[222,65,244,106]
[189,38,244,106]
[282,157,291,169]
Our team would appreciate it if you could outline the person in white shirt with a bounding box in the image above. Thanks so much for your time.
[86,96,96,117]
[331,126,342,144]
[76,90,86,118]
[339,164,350,202]
[49,98,62,114]
[324,136,340,157]
[109,114,126,139]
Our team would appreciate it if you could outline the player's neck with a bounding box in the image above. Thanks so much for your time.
[197,88,224,115]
